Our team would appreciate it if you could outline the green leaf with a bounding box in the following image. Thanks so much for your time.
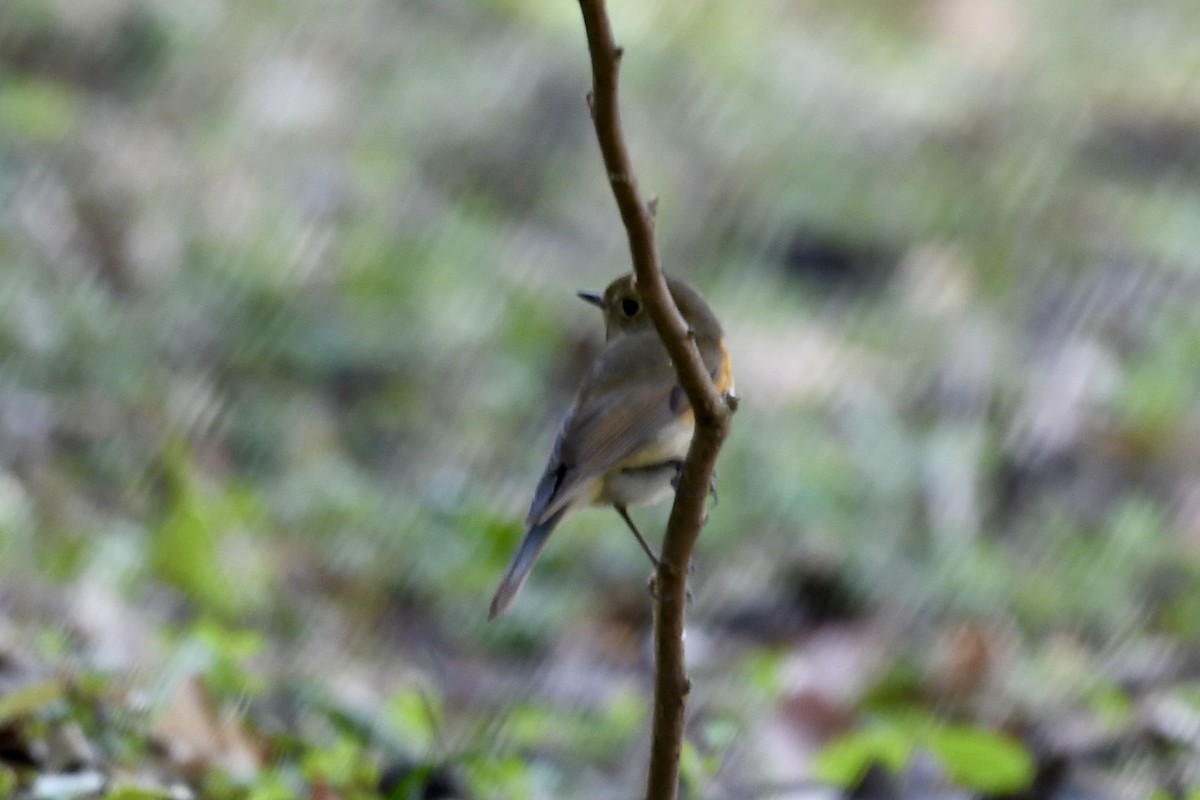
[243,772,295,800]
[151,441,271,616]
[460,753,531,799]
[0,764,16,795]
[0,77,80,142]
[300,735,376,789]
[185,619,267,697]
[815,716,1035,793]
[0,681,63,725]
[385,688,442,752]
[927,725,1034,793]
[740,652,785,698]
[1086,682,1134,728]
[813,723,912,786]
[679,739,706,788]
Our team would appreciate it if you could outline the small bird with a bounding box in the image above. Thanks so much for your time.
[489,273,733,620]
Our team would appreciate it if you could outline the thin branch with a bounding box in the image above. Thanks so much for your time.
[575,3,735,800]
[576,1,725,424]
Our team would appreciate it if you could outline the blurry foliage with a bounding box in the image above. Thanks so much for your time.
[507,689,644,762]
[0,78,80,143]
[815,716,1034,793]
[166,618,268,699]
[1,0,1200,796]
[152,444,273,618]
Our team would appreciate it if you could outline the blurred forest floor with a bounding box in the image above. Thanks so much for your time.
[3,1,1200,798]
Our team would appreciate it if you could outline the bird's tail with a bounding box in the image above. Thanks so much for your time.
[488,511,564,620]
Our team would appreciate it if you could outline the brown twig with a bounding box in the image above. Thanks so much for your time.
[575,3,734,799]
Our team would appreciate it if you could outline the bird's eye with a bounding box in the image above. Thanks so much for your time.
[621,297,641,317]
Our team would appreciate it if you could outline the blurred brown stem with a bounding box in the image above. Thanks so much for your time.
[575,2,734,799]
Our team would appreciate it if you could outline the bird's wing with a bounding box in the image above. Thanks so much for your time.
[526,335,685,527]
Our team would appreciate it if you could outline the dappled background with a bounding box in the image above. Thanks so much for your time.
[3,0,1200,797]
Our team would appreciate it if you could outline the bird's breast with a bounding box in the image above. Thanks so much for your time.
[619,413,694,469]
[595,412,694,510]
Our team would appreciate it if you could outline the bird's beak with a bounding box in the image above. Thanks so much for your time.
[576,290,603,308]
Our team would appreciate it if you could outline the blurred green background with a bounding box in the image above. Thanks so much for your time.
[3,0,1200,797]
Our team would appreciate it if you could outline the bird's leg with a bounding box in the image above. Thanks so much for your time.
[615,505,660,568]
[618,503,696,605]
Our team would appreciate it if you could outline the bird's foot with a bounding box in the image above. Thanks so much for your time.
[668,461,718,507]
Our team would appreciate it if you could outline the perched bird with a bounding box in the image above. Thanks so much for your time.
[489,273,733,619]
